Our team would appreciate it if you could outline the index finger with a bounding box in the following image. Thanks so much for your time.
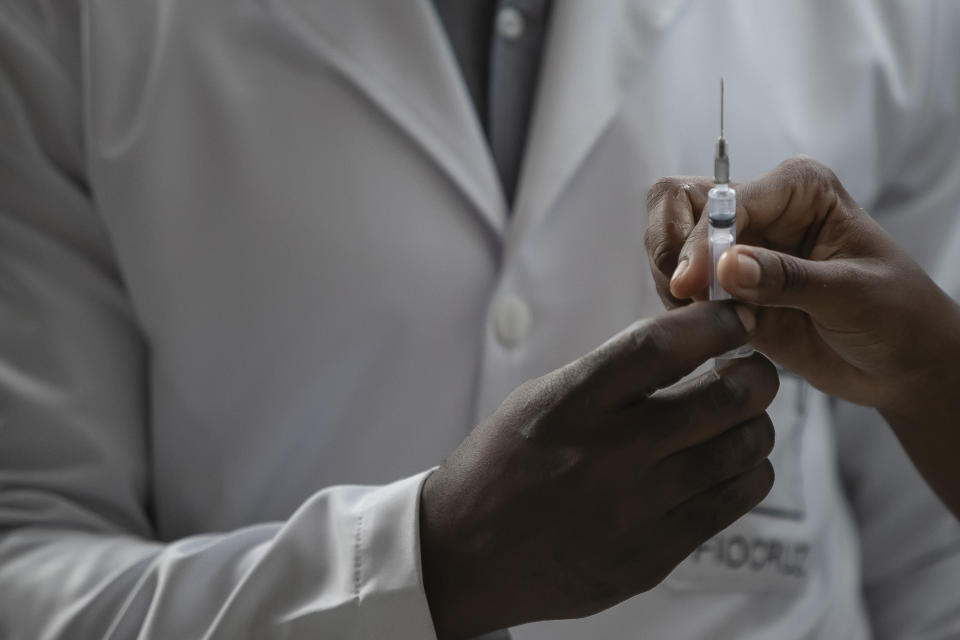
[645,178,713,306]
[576,301,755,408]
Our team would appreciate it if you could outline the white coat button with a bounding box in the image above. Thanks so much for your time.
[496,7,525,40]
[494,294,532,347]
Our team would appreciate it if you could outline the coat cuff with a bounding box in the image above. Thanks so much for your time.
[356,469,438,639]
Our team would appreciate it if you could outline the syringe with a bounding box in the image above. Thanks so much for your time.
[708,79,753,360]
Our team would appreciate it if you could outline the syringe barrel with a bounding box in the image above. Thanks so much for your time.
[707,184,754,361]
[708,184,737,301]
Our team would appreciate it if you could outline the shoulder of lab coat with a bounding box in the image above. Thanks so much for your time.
[834,3,960,638]
[0,4,437,639]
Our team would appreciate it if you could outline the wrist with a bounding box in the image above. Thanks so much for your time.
[884,294,960,424]
[878,294,960,517]
[419,470,498,640]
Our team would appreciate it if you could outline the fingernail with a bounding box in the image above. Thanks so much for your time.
[671,258,690,284]
[735,304,756,333]
[736,253,762,289]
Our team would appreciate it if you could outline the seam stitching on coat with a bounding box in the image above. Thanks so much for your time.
[353,511,365,598]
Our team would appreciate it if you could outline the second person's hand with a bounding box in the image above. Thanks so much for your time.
[645,156,960,518]
[645,156,960,414]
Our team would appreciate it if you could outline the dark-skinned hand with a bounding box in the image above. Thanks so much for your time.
[419,302,779,639]
[645,155,960,518]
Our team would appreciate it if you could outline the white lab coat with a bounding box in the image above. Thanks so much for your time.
[0,1,959,638]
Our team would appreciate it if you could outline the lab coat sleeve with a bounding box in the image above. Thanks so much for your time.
[0,3,437,638]
[834,3,960,637]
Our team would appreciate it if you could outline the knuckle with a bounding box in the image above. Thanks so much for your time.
[627,318,667,362]
[807,157,840,188]
[782,155,828,182]
[744,415,776,460]
[760,416,777,455]
[647,177,700,221]
[762,361,781,402]
[646,176,681,209]
[721,484,750,513]
[507,375,565,439]
[777,155,809,176]
[709,373,749,411]
[557,355,596,396]
[775,253,808,294]
[698,448,730,485]
[690,462,776,535]
[545,445,590,484]
[706,484,749,529]
[781,155,840,203]
[643,225,656,253]
[503,377,541,416]
[648,236,679,275]
[741,462,775,505]
[746,356,781,404]
[753,460,776,500]
[720,465,770,513]
[688,422,769,488]
[513,376,542,398]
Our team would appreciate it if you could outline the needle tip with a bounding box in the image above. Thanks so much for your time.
[720,78,725,137]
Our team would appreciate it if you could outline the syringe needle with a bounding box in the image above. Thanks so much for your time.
[714,79,730,185]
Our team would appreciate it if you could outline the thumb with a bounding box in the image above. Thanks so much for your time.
[668,213,711,300]
[716,245,856,314]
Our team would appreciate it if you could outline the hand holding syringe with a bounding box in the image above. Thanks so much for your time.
[645,123,960,518]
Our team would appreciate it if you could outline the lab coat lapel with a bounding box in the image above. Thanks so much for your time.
[267,0,508,234]
[510,0,688,242]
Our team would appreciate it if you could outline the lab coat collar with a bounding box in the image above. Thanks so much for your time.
[267,0,509,235]
[265,0,688,241]
[509,0,689,244]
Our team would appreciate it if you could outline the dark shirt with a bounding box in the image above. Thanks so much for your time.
[432,0,553,205]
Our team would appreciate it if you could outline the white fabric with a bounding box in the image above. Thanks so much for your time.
[0,1,958,639]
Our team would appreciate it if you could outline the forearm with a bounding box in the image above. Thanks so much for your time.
[880,298,960,518]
